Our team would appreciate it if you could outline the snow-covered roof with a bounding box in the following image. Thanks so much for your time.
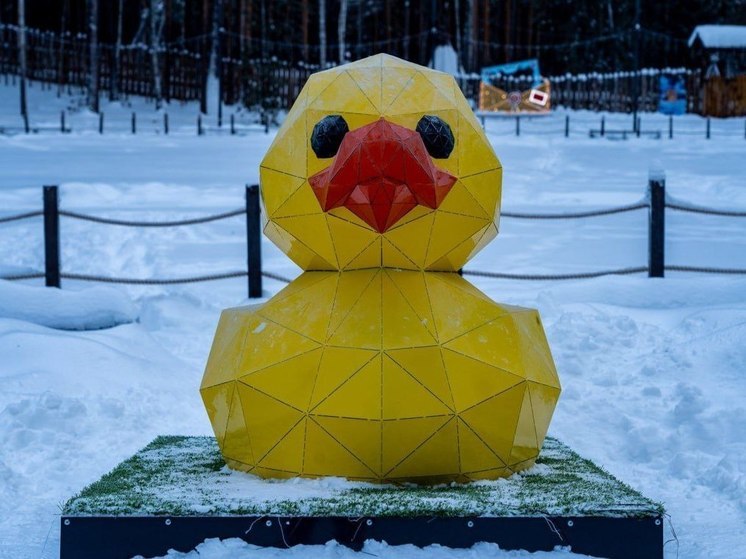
[688,25,746,49]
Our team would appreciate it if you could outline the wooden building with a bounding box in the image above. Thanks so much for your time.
[688,25,746,117]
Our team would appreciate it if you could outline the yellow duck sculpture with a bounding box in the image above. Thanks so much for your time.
[201,54,561,484]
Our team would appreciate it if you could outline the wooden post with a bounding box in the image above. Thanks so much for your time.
[565,115,569,138]
[600,116,605,137]
[61,111,66,133]
[668,115,673,139]
[230,114,235,135]
[648,171,665,278]
[99,112,104,134]
[131,112,136,134]
[43,185,61,288]
[515,116,520,137]
[197,114,203,135]
[164,113,169,135]
[23,112,30,134]
[245,184,263,298]
[636,117,641,138]
[706,117,711,139]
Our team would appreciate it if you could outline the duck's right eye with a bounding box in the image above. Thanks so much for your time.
[311,115,349,158]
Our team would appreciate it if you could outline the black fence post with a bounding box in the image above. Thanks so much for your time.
[636,117,641,138]
[515,116,520,137]
[706,117,711,139]
[230,114,235,135]
[99,112,104,134]
[197,114,203,136]
[648,171,665,278]
[43,185,61,288]
[564,115,569,138]
[600,116,605,137]
[246,184,263,298]
[131,112,136,134]
[668,115,673,139]
[23,112,30,134]
[164,113,169,135]
[60,110,66,133]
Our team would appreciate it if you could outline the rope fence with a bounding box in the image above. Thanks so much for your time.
[462,267,648,281]
[0,209,43,223]
[1,179,745,295]
[502,202,646,219]
[58,208,246,227]
[665,202,746,218]
[462,265,746,280]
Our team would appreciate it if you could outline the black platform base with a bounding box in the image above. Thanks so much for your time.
[61,513,663,559]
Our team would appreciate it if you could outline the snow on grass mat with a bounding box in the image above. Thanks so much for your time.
[64,436,663,518]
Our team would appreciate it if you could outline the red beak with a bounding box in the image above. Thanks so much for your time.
[309,119,457,233]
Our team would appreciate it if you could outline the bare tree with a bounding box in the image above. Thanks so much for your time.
[385,0,391,51]
[483,0,490,65]
[111,0,123,101]
[88,0,99,112]
[454,0,461,71]
[356,0,363,59]
[464,0,474,71]
[319,0,327,67]
[302,0,309,61]
[259,0,267,59]
[17,0,27,117]
[338,0,348,63]
[150,0,163,109]
[403,0,410,60]
[57,0,69,97]
[239,0,252,58]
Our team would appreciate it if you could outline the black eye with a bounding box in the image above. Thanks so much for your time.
[311,115,349,158]
[416,115,455,159]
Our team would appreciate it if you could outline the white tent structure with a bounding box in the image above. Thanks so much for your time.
[429,44,465,77]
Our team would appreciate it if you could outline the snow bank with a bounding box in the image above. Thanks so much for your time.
[1,81,745,558]
[0,281,137,330]
[139,538,587,559]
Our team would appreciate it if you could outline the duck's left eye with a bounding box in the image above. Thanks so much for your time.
[416,115,454,159]
[311,115,349,158]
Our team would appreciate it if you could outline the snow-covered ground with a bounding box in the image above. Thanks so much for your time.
[1,82,745,559]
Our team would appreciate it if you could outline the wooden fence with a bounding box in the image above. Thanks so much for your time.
[2,24,743,116]
[703,75,746,117]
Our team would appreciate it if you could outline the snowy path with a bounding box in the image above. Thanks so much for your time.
[1,85,745,558]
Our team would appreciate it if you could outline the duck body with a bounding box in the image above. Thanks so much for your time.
[202,270,559,482]
[201,55,561,483]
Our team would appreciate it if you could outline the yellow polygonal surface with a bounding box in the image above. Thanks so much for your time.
[259,54,502,271]
[201,271,561,482]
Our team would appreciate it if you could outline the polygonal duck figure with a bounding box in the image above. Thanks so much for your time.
[201,54,561,483]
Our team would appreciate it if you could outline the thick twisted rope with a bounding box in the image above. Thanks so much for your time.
[58,208,245,227]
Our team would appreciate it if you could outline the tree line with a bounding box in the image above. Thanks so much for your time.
[2,0,745,116]
[4,0,745,73]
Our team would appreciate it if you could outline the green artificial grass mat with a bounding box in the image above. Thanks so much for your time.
[64,436,663,518]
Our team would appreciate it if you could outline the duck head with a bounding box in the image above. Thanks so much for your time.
[259,54,502,271]
[309,117,457,233]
